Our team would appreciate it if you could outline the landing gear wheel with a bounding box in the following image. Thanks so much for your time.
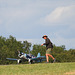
[17,59,21,64]
[29,60,33,64]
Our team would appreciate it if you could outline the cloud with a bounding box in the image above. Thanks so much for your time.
[0,4,38,33]
[0,19,2,24]
[0,8,36,21]
[40,5,75,26]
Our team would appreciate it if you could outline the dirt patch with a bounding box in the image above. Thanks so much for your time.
[65,71,75,75]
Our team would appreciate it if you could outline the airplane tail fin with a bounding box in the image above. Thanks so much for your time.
[37,53,40,57]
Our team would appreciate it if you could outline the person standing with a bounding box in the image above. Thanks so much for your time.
[41,35,56,63]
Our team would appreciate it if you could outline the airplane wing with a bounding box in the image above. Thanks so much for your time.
[31,56,46,60]
[6,58,18,61]
[31,53,46,60]
[6,58,28,61]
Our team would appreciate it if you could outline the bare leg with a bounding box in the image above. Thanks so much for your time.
[47,54,55,60]
[46,54,49,62]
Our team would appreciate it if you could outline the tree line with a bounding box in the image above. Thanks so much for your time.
[0,35,75,64]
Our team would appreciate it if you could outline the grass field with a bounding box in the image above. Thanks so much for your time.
[0,62,75,75]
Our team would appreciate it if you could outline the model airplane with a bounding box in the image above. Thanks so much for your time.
[6,51,46,64]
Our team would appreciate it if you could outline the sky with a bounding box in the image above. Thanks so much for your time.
[0,0,75,50]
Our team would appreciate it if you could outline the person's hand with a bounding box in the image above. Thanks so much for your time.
[41,44,43,46]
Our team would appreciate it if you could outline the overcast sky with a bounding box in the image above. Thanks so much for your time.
[0,0,75,50]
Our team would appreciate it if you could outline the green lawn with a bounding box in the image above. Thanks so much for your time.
[0,62,75,75]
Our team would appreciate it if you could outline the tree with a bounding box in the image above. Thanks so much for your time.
[22,41,32,54]
[0,35,32,64]
[31,44,46,56]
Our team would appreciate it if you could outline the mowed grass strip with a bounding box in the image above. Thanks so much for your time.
[0,62,75,75]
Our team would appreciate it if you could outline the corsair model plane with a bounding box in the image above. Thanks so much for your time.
[6,51,46,64]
